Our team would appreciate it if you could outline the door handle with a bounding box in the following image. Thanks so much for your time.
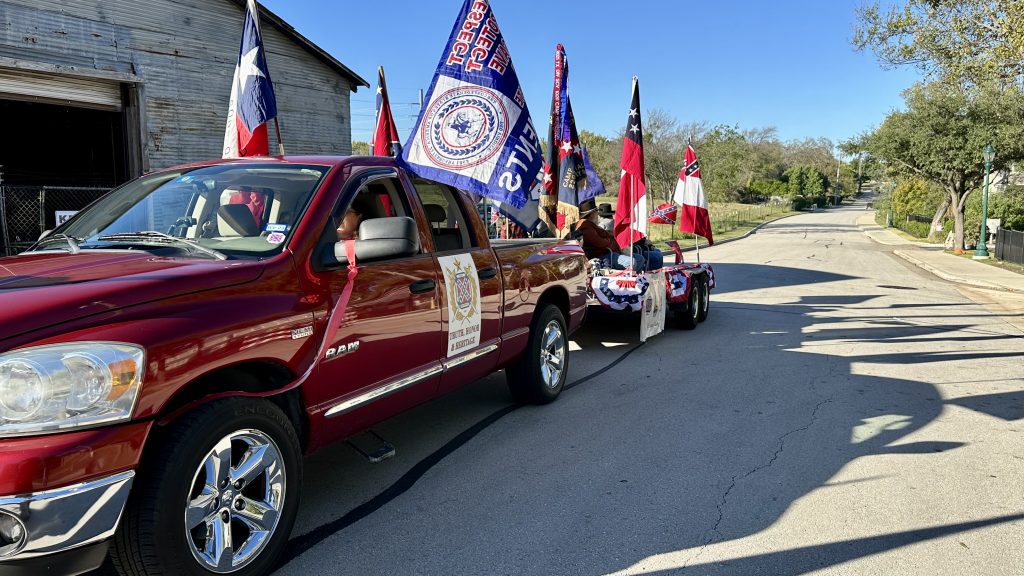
[478,266,498,280]
[409,279,436,294]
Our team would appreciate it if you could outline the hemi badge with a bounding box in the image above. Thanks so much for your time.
[291,326,314,340]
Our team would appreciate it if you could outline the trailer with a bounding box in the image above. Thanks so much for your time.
[587,244,714,340]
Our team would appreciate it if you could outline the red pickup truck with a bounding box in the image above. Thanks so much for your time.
[0,156,587,576]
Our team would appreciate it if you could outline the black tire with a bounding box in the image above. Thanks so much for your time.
[674,279,699,330]
[111,397,302,576]
[506,304,568,405]
[697,275,710,323]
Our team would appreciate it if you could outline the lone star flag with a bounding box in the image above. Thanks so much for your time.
[373,66,402,156]
[540,44,587,238]
[223,0,278,158]
[649,202,678,225]
[673,144,714,245]
[401,0,541,209]
[613,77,648,248]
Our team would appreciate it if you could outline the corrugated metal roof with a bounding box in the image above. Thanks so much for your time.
[230,0,369,90]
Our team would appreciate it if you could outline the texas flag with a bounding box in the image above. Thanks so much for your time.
[222,0,278,158]
[673,144,714,245]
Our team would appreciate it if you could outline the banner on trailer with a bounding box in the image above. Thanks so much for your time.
[640,271,667,342]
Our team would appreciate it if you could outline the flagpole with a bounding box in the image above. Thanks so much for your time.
[628,177,634,272]
[273,117,285,155]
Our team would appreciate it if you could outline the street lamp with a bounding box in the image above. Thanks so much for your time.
[974,144,995,259]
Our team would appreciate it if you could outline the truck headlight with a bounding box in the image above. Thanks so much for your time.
[0,343,144,437]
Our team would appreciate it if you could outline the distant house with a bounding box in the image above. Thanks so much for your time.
[0,0,367,189]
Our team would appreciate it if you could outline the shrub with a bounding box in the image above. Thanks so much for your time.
[899,221,932,238]
[965,185,1024,233]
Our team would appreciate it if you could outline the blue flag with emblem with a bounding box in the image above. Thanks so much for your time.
[400,0,541,209]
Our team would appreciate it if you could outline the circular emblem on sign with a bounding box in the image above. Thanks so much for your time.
[420,86,509,170]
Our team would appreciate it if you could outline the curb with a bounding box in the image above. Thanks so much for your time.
[678,211,801,253]
[892,249,1016,292]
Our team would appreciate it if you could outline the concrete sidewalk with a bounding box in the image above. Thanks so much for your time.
[856,213,1024,293]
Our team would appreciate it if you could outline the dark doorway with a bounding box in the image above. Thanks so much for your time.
[0,98,129,187]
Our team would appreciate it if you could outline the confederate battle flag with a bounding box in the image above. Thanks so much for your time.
[613,77,648,248]
[373,66,402,156]
[223,0,278,158]
[649,202,678,225]
[673,144,714,245]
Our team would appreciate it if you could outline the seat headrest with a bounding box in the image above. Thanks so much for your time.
[423,204,446,224]
[217,204,260,236]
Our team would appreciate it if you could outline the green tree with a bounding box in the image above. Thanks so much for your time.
[862,81,1024,247]
[853,0,1024,83]
[966,184,1024,233]
[891,177,946,223]
[642,108,687,203]
[578,129,619,197]
[804,168,826,198]
[352,140,370,156]
[699,125,752,202]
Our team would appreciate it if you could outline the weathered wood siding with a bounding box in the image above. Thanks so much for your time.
[0,0,356,171]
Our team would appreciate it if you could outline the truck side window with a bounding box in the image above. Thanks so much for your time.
[331,176,411,244]
[411,178,476,252]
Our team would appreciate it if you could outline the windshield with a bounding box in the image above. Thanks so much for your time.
[50,163,330,258]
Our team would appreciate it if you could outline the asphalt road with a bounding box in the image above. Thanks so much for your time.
[97,199,1024,575]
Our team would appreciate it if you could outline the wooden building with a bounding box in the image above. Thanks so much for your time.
[0,0,367,188]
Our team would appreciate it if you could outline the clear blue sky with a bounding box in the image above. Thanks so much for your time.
[262,0,918,147]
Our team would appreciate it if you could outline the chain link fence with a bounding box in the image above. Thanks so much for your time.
[0,186,111,256]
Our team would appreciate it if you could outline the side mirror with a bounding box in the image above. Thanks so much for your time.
[322,216,420,268]
[38,230,52,241]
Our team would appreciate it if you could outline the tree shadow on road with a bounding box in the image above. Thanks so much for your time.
[256,263,1022,576]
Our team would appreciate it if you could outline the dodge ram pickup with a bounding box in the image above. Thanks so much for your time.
[0,156,588,576]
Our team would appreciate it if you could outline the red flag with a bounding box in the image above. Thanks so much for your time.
[673,144,714,245]
[649,202,678,225]
[372,66,401,156]
[613,77,647,248]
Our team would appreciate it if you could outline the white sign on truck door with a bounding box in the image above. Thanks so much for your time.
[438,255,482,357]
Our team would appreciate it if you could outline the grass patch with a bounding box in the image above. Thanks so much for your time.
[946,250,1024,275]
[593,196,795,248]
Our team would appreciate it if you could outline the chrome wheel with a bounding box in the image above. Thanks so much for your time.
[539,319,566,389]
[185,429,286,573]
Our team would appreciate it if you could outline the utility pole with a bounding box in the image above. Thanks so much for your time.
[856,153,864,196]
[834,152,842,207]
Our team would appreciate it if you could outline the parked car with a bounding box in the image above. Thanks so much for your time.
[0,156,588,576]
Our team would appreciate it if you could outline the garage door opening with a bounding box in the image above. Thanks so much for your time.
[0,98,129,187]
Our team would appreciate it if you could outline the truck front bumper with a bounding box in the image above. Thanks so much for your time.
[0,471,134,574]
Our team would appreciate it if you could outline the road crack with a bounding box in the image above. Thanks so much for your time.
[683,367,834,569]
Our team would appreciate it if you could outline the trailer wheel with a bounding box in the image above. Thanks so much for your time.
[111,397,301,576]
[506,304,568,405]
[674,280,699,330]
[697,275,710,323]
